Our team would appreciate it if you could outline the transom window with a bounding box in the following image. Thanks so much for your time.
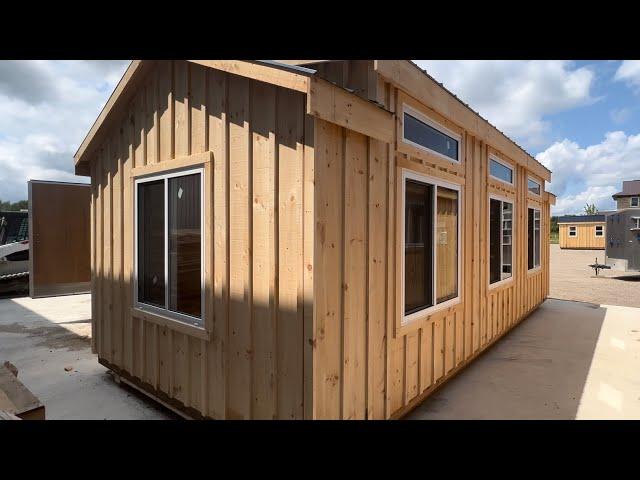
[631,197,640,207]
[489,157,514,185]
[402,105,461,163]
[489,198,513,285]
[528,207,541,270]
[568,225,577,237]
[528,178,541,196]
[135,168,204,327]
[402,170,460,324]
[595,225,604,237]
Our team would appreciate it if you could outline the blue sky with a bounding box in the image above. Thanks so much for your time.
[1,60,639,215]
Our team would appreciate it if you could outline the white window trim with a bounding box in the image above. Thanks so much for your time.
[527,177,542,197]
[402,104,462,165]
[568,225,577,237]
[595,225,604,237]
[631,197,640,207]
[488,194,515,290]
[527,205,542,273]
[632,217,640,230]
[134,167,205,328]
[488,155,515,186]
[401,168,462,326]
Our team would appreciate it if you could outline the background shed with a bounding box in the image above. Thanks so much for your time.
[558,214,606,250]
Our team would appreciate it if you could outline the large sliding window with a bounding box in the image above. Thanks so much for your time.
[403,170,460,323]
[489,198,513,285]
[135,168,204,327]
[528,207,541,270]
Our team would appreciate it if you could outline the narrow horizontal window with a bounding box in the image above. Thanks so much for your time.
[489,198,513,285]
[568,226,577,237]
[528,207,541,269]
[136,169,204,327]
[528,178,541,196]
[489,158,513,184]
[403,111,459,162]
[595,225,603,237]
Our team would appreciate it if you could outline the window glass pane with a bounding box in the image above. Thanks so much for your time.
[489,199,502,284]
[404,112,458,161]
[405,180,433,314]
[490,159,513,184]
[534,209,541,267]
[502,202,513,279]
[168,173,202,319]
[528,208,534,270]
[436,186,458,303]
[528,178,541,195]
[138,180,165,308]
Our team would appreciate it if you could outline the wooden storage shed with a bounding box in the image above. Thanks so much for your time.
[74,60,555,419]
[557,214,606,250]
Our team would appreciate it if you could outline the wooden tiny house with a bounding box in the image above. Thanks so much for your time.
[74,60,555,419]
[557,215,606,250]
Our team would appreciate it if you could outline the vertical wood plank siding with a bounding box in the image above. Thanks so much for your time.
[89,60,552,419]
[311,77,552,419]
[89,61,310,419]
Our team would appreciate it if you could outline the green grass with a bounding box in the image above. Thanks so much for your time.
[550,231,559,244]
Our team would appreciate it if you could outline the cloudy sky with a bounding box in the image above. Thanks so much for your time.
[0,60,639,215]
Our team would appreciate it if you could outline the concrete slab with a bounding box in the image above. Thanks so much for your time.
[0,294,176,420]
[407,298,640,419]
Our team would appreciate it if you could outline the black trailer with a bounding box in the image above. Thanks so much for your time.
[605,208,640,272]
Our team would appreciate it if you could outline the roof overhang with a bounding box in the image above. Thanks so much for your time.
[374,60,552,183]
[74,59,393,176]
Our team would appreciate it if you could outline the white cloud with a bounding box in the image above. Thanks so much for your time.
[412,60,596,149]
[536,131,640,215]
[614,60,640,92]
[610,107,632,124]
[0,60,130,202]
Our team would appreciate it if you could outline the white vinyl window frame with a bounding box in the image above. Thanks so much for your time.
[527,177,542,196]
[133,167,205,328]
[402,104,462,165]
[488,194,515,289]
[568,225,577,237]
[400,168,462,327]
[488,155,515,186]
[595,225,604,237]
[631,197,640,207]
[632,217,640,230]
[528,205,542,273]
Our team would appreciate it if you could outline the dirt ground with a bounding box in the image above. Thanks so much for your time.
[549,244,640,308]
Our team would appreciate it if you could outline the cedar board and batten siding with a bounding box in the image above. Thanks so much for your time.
[89,60,311,419]
[311,75,552,419]
[558,223,605,249]
[85,59,553,419]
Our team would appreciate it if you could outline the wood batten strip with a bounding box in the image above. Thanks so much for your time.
[130,151,213,178]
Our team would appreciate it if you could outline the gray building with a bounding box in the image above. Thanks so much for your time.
[606,180,640,272]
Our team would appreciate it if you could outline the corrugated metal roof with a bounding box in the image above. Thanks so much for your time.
[557,214,606,223]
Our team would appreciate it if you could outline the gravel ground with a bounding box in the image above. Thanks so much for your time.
[549,244,640,307]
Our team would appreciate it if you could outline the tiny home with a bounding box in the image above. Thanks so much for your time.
[74,60,555,419]
[606,180,640,272]
[557,214,606,250]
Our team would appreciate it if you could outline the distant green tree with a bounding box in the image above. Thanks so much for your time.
[584,203,598,215]
[0,199,28,211]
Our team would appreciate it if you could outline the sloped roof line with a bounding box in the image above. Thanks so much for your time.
[407,61,551,177]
